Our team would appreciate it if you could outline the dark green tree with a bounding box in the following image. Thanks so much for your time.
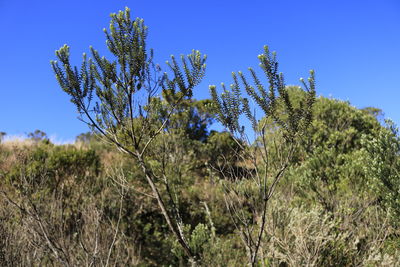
[156,89,216,142]
[51,7,206,263]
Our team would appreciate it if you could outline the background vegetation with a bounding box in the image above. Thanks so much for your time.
[1,92,399,266]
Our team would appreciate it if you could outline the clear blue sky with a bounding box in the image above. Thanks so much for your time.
[1,0,399,142]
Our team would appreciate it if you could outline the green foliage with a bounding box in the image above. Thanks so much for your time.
[5,144,101,197]
[51,7,206,155]
[362,120,400,225]
[161,90,215,141]
[281,93,383,212]
[306,97,381,152]
[205,131,242,168]
[171,224,211,260]
[210,45,315,141]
